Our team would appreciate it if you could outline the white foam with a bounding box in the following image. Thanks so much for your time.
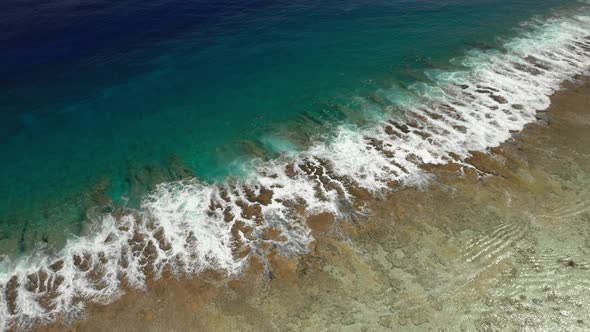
[2,7,590,330]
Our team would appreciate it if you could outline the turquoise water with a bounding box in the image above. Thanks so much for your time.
[0,0,577,255]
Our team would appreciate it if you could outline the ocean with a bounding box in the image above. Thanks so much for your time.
[1,0,590,329]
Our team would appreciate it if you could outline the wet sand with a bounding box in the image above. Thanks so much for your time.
[41,77,590,331]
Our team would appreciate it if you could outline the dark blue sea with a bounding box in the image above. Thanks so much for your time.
[0,0,577,254]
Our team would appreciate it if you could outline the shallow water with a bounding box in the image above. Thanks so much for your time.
[47,77,590,332]
[6,64,590,332]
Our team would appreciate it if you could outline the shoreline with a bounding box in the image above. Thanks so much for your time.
[37,77,590,331]
[3,10,590,329]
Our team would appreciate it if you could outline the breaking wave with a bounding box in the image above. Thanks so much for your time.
[2,7,590,330]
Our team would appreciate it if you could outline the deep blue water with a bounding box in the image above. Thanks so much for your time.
[0,0,575,254]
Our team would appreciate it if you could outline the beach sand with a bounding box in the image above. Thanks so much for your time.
[40,77,590,331]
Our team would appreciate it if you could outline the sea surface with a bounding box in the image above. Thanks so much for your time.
[1,0,590,329]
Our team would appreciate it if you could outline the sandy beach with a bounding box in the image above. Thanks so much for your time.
[35,76,590,331]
